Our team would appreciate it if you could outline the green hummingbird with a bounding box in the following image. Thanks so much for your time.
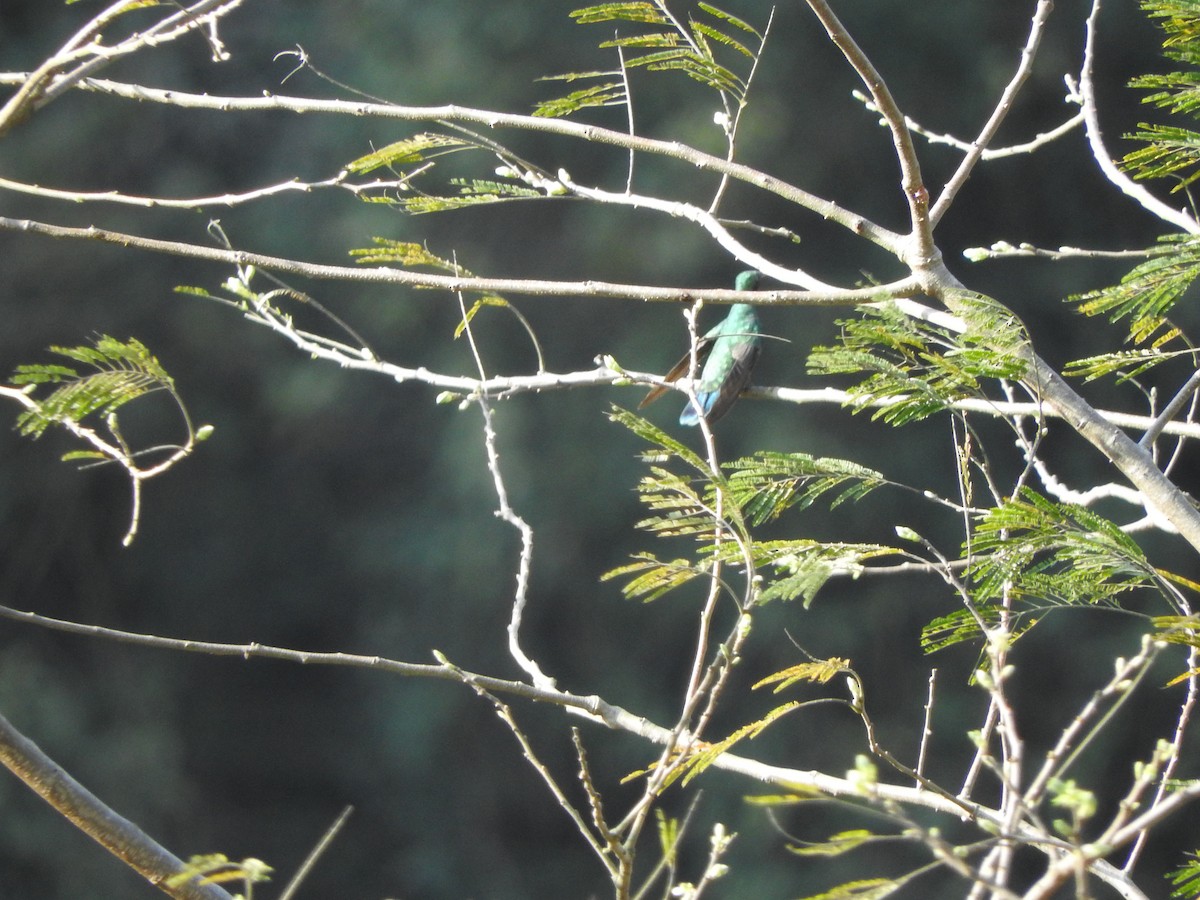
[639,270,763,425]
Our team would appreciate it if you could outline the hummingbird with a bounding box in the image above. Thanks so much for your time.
[639,270,763,425]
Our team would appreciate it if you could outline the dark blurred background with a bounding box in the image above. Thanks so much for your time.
[2,1,1199,897]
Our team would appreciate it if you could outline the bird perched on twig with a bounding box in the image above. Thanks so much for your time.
[640,270,763,425]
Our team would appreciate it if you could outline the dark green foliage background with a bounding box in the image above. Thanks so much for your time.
[2,1,1199,897]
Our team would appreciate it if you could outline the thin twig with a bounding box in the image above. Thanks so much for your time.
[454,285,554,690]
[855,90,1083,162]
[1139,367,1200,449]
[915,669,937,786]
[929,0,1056,226]
[438,654,610,866]
[277,806,353,900]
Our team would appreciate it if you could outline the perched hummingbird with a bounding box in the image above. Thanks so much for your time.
[639,270,763,425]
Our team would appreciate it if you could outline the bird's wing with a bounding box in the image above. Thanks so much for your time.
[686,338,761,424]
[638,335,715,409]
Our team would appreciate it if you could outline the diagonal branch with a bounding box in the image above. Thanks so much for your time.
[930,0,1056,226]
[0,215,912,306]
[803,0,932,262]
[0,601,1164,899]
[0,709,234,900]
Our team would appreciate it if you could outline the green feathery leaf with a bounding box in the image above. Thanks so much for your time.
[724,451,887,525]
[533,80,627,117]
[569,3,668,25]
[969,488,1157,608]
[345,133,472,174]
[808,302,1025,425]
[1168,850,1200,898]
[608,405,710,474]
[788,830,879,858]
[753,657,851,692]
[745,540,897,607]
[921,606,1016,654]
[697,2,762,39]
[12,336,173,438]
[395,178,543,214]
[1069,235,1199,346]
[1124,124,1200,188]
[349,238,464,269]
[601,552,705,602]
[542,2,764,117]
[674,702,801,787]
[1063,348,1179,382]
[1122,2,1200,190]
[794,879,901,900]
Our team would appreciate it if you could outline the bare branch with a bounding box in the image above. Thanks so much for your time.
[0,0,243,136]
[855,89,1084,162]
[276,807,352,900]
[0,74,906,253]
[929,1,1056,226]
[1078,0,1200,234]
[803,0,930,259]
[0,215,910,306]
[454,287,555,690]
[0,708,234,900]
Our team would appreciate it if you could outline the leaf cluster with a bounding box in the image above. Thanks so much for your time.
[535,2,763,118]
[345,134,556,214]
[924,488,1163,653]
[807,302,1027,425]
[604,407,898,607]
[1125,1,1200,188]
[968,488,1158,607]
[1169,851,1200,899]
[1067,234,1199,363]
[11,336,174,438]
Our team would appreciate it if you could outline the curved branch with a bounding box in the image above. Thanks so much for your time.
[556,173,848,291]
[1078,0,1200,234]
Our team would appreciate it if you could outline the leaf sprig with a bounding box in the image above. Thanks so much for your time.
[604,407,897,607]
[535,2,765,118]
[12,335,174,438]
[808,302,1027,426]
[1068,234,1200,350]
[8,335,207,545]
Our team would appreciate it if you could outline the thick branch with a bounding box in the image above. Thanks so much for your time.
[0,709,233,900]
[929,280,1200,551]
